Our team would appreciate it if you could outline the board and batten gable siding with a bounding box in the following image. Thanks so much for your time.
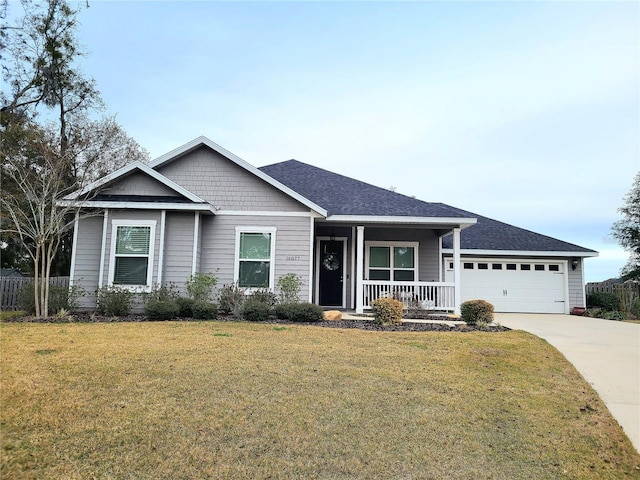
[162,212,198,294]
[200,215,312,301]
[101,171,180,197]
[103,210,163,289]
[156,146,308,212]
[72,215,104,309]
[364,228,441,282]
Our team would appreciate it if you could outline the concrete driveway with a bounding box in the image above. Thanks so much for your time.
[495,313,640,453]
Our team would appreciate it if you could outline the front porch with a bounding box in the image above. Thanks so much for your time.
[313,222,465,315]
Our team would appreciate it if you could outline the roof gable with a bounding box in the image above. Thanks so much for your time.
[63,161,207,204]
[149,137,327,216]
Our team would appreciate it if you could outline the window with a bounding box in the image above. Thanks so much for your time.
[549,264,560,272]
[478,263,488,270]
[463,262,474,269]
[366,243,417,281]
[521,264,531,271]
[492,264,502,270]
[535,264,545,271]
[235,228,276,289]
[506,264,517,270]
[109,220,155,289]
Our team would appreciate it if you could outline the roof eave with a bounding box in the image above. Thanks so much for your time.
[441,248,599,258]
[55,199,216,214]
[324,215,477,227]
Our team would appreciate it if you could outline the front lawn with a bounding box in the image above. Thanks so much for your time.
[2,322,638,479]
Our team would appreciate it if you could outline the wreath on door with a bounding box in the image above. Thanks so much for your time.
[322,253,340,271]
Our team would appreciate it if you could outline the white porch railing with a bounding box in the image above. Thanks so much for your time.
[362,280,456,311]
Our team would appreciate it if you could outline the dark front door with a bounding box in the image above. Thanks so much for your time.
[318,239,344,307]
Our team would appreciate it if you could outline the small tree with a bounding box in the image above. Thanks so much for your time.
[276,273,303,303]
[1,123,85,317]
[185,273,218,302]
[612,171,640,280]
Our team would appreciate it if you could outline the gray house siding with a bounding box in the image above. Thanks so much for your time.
[73,215,104,309]
[201,214,313,301]
[568,258,586,308]
[162,212,198,293]
[157,147,307,212]
[101,171,179,197]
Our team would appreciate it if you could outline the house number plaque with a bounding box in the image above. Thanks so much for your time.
[286,256,301,261]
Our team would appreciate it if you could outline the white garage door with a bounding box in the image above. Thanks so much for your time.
[445,258,568,314]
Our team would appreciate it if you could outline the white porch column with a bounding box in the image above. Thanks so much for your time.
[355,225,365,314]
[453,227,461,315]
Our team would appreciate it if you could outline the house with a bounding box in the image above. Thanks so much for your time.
[60,136,598,314]
[0,268,25,278]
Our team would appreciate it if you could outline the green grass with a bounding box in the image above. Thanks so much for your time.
[0,310,26,321]
[2,322,639,479]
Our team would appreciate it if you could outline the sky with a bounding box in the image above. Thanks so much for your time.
[15,0,640,282]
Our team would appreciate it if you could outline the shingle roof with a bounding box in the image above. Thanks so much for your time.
[259,159,596,254]
[259,160,471,218]
[440,211,597,253]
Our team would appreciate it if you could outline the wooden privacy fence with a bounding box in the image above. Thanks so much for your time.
[586,280,640,297]
[0,277,70,311]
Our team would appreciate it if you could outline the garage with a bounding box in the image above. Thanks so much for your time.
[445,258,568,314]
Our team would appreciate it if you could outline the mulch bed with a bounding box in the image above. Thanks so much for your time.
[3,313,510,332]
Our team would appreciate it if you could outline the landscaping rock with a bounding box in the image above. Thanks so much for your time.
[323,310,343,321]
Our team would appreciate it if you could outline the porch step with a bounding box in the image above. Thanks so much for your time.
[340,311,464,326]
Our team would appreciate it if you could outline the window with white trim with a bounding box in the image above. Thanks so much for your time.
[235,227,276,289]
[366,243,417,281]
[109,220,156,289]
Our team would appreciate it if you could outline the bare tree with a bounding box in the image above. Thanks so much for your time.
[1,0,149,284]
[2,122,80,316]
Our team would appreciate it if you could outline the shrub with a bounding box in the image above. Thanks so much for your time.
[603,310,627,321]
[176,297,196,317]
[631,299,640,319]
[275,302,324,322]
[218,283,245,316]
[96,286,134,316]
[17,282,83,315]
[586,292,620,312]
[371,297,403,325]
[274,303,293,320]
[185,272,218,302]
[583,308,604,318]
[241,300,272,322]
[248,288,278,307]
[145,300,179,320]
[145,283,179,303]
[460,299,494,325]
[276,273,303,304]
[191,301,219,320]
